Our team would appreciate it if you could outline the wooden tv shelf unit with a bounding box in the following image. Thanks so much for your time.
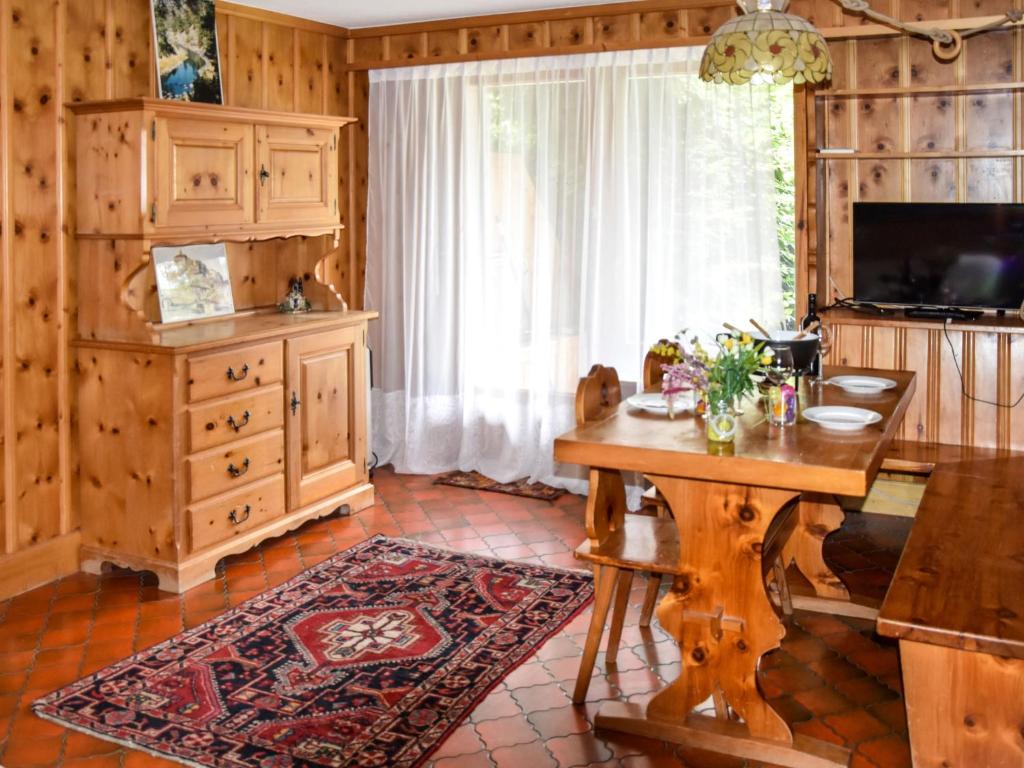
[69,99,376,592]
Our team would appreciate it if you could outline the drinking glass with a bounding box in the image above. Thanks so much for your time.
[763,346,798,426]
[814,323,833,384]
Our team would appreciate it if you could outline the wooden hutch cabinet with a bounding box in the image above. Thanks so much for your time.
[70,99,376,592]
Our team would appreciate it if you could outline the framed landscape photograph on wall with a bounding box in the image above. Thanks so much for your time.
[150,0,223,103]
[153,244,235,323]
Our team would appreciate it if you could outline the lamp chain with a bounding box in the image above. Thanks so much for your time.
[836,0,1024,60]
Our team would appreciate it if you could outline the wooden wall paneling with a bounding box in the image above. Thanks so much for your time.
[10,0,64,548]
[964,36,1014,157]
[508,22,549,52]
[350,36,384,65]
[549,18,595,48]
[465,26,507,57]
[428,29,464,59]
[901,327,932,441]
[264,23,296,112]
[966,158,1014,200]
[350,71,369,309]
[295,30,325,114]
[228,13,265,109]
[64,0,109,105]
[824,159,853,298]
[593,14,639,47]
[970,332,1001,448]
[900,0,954,22]
[685,4,733,37]
[110,0,152,98]
[794,86,811,316]
[1006,335,1024,450]
[0,0,10,552]
[637,10,685,40]
[216,10,230,100]
[934,328,965,445]
[326,35,351,305]
[388,32,427,62]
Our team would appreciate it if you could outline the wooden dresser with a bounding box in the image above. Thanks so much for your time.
[70,99,376,592]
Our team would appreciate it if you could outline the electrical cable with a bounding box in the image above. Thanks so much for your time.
[943,320,1024,409]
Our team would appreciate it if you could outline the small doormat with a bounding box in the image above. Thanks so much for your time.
[34,536,592,768]
[434,470,567,502]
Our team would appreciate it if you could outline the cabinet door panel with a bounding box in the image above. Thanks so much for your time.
[286,327,366,509]
[256,124,338,224]
[155,118,254,229]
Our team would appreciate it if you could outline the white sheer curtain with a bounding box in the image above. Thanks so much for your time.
[366,46,787,492]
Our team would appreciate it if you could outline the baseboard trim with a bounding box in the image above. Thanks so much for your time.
[0,531,82,600]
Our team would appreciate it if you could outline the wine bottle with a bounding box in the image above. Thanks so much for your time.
[802,293,821,376]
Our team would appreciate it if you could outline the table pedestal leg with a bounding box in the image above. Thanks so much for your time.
[785,495,880,620]
[593,476,850,768]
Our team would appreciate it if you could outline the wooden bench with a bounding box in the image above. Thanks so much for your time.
[876,442,1024,768]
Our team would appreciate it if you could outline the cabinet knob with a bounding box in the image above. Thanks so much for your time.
[228,504,252,525]
[259,165,270,185]
[226,410,252,432]
[290,391,301,415]
[227,458,251,478]
[226,363,250,382]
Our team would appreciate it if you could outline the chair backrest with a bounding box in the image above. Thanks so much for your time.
[642,339,682,392]
[575,365,622,427]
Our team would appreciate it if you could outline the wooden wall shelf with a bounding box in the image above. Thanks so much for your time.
[815,81,1024,98]
[815,149,1024,160]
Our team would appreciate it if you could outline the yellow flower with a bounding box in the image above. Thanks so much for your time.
[741,333,752,346]
[751,30,798,76]
[796,32,831,81]
[760,355,773,365]
[724,338,735,351]
[710,32,753,75]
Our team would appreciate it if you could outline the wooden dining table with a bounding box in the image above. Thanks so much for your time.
[553,366,916,768]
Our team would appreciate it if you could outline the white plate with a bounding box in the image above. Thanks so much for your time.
[827,375,897,394]
[803,406,882,431]
[626,391,692,415]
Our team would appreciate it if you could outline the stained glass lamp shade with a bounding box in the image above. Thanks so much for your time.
[699,0,833,85]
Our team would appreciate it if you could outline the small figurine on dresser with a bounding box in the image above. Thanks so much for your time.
[279,278,313,314]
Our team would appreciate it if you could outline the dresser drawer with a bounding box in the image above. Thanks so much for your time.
[188,385,284,452]
[187,430,285,502]
[188,475,285,552]
[187,341,283,402]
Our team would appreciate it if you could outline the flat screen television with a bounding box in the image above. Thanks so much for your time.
[853,202,1024,310]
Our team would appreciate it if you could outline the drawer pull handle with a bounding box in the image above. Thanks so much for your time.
[226,410,252,432]
[229,505,252,525]
[226,364,250,382]
[227,458,251,478]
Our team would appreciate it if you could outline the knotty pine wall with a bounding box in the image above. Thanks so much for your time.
[0,0,363,597]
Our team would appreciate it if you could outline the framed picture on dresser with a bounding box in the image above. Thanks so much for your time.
[153,243,234,323]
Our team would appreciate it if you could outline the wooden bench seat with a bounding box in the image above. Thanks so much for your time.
[876,443,1024,767]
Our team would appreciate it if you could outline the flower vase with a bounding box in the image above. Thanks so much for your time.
[706,399,737,444]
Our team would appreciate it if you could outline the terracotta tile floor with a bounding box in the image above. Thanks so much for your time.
[0,467,914,768]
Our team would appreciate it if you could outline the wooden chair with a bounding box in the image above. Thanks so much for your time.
[571,364,678,703]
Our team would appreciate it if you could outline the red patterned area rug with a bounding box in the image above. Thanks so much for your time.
[33,536,593,768]
[433,470,567,502]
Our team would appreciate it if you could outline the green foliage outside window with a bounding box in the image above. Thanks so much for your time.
[768,85,797,320]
